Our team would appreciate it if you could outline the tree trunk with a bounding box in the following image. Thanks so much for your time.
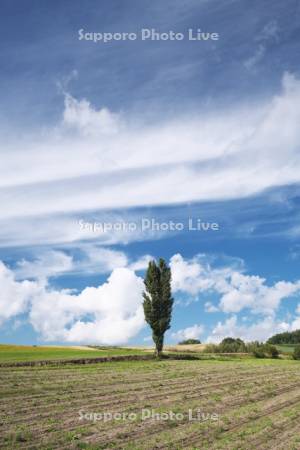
[154,334,163,358]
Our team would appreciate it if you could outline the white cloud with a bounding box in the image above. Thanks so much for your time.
[219,275,300,315]
[170,253,216,295]
[63,93,121,136]
[128,254,153,271]
[1,72,300,252]
[207,315,291,343]
[258,21,279,41]
[0,212,155,249]
[13,246,152,280]
[244,20,279,70]
[0,262,38,325]
[170,253,300,315]
[0,257,145,344]
[2,249,300,345]
[204,301,219,313]
[171,324,204,342]
[244,44,266,71]
[29,267,145,344]
[15,251,73,281]
[75,246,128,275]
[291,315,300,331]
[170,253,236,298]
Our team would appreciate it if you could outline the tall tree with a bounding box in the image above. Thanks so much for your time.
[143,258,173,357]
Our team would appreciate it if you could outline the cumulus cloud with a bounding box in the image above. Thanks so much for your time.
[170,253,300,315]
[29,268,145,344]
[128,254,154,271]
[63,93,121,136]
[171,324,204,342]
[204,301,219,313]
[0,259,145,344]
[2,250,300,344]
[219,275,300,314]
[0,262,38,325]
[0,245,152,345]
[170,253,216,295]
[207,315,291,343]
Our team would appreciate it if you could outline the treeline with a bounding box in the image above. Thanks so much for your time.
[204,337,279,358]
[178,339,201,345]
[267,329,300,345]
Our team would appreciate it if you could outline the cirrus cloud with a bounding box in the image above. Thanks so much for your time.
[1,73,300,223]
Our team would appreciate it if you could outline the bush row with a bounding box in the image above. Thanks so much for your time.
[203,338,279,358]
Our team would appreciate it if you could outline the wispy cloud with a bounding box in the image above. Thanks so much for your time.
[244,20,279,71]
[1,72,300,249]
[14,246,154,280]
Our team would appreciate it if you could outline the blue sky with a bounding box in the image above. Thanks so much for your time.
[1,0,300,345]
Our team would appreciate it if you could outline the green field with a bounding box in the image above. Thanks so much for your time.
[1,355,300,449]
[275,344,296,354]
[0,344,147,363]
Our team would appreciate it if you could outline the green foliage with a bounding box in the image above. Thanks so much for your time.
[203,339,279,359]
[219,337,247,353]
[268,329,300,345]
[143,258,174,357]
[264,344,279,358]
[252,348,266,358]
[202,344,220,353]
[178,339,201,345]
[248,342,279,359]
[203,338,246,354]
[292,345,300,360]
[275,344,296,354]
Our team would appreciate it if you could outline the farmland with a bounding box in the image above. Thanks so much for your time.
[0,345,147,363]
[1,357,300,449]
[275,344,296,355]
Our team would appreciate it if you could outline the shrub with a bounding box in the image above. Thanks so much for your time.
[246,341,259,353]
[203,339,279,358]
[218,337,247,353]
[247,341,266,358]
[292,345,300,360]
[264,344,279,359]
[252,347,266,358]
[202,344,220,353]
[247,342,278,358]
[203,338,247,354]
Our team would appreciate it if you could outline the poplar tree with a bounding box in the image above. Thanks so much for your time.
[143,258,173,357]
